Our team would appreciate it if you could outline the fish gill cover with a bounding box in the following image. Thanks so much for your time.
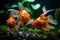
[0,0,60,40]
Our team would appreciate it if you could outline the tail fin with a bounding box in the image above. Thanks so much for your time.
[8,9,18,18]
[42,6,54,15]
[18,2,24,10]
[48,15,58,25]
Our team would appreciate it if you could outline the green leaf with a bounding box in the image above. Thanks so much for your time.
[24,7,33,15]
[11,4,17,8]
[33,28,41,33]
[43,35,47,39]
[58,29,60,33]
[28,28,33,32]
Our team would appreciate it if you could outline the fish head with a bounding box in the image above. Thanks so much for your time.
[40,14,46,20]
[22,10,30,22]
[7,15,16,26]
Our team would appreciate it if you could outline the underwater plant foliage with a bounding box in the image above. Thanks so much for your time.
[55,8,60,28]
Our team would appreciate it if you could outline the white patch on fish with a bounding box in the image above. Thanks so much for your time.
[18,2,23,20]
[48,15,58,25]
[42,6,54,15]
[18,2,22,10]
[8,9,18,18]
[8,9,19,26]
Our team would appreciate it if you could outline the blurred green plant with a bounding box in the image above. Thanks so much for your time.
[4,4,12,9]
[43,35,48,39]
[24,7,33,15]
[55,8,60,27]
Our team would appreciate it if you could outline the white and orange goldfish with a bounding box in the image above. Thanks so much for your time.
[32,6,57,31]
[7,14,17,29]
[7,2,31,30]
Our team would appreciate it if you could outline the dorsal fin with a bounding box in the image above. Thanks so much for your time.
[22,5,24,10]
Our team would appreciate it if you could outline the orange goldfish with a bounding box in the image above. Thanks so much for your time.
[6,2,31,31]
[14,9,30,22]
[7,14,16,29]
[7,9,30,27]
[32,8,53,31]
[32,13,52,31]
[16,10,30,27]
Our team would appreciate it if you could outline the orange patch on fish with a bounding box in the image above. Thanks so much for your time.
[7,15,16,29]
[22,10,30,22]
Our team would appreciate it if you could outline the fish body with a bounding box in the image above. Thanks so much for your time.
[32,19,42,28]
[14,9,30,22]
[16,10,30,27]
[7,2,31,31]
[32,13,53,30]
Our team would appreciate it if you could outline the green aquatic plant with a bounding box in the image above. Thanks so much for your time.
[11,4,17,8]
[55,8,60,28]
[4,4,12,9]
[24,7,33,15]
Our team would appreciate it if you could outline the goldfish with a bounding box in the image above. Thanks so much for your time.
[17,2,30,27]
[7,2,31,28]
[7,9,30,28]
[32,6,56,31]
[7,14,16,29]
[32,14,53,31]
[7,10,30,29]
[16,9,31,27]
